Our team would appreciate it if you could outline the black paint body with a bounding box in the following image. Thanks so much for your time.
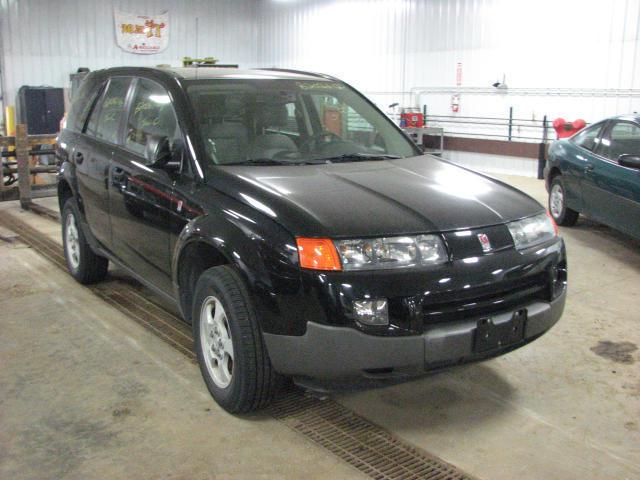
[58,67,566,348]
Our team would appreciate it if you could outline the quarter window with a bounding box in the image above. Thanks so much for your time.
[125,78,180,159]
[68,77,102,132]
[601,122,640,161]
[86,77,131,143]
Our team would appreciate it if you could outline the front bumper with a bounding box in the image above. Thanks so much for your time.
[263,289,565,378]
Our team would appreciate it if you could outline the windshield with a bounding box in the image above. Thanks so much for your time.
[186,79,418,166]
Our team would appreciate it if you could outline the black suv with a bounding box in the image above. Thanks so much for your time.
[57,67,567,413]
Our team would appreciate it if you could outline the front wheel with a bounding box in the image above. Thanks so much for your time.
[549,176,579,226]
[193,265,281,413]
[61,198,108,284]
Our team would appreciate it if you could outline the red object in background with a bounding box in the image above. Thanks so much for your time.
[323,107,342,136]
[552,118,586,139]
[451,94,460,113]
[400,112,424,128]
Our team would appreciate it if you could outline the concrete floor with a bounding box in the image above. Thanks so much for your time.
[1,175,639,479]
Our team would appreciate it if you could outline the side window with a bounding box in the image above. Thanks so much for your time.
[571,123,603,152]
[601,122,640,161]
[257,101,300,136]
[310,93,375,143]
[67,77,102,132]
[125,78,180,159]
[285,103,300,133]
[86,77,131,143]
[84,86,103,136]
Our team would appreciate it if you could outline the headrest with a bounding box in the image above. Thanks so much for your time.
[258,103,289,128]
[223,95,246,120]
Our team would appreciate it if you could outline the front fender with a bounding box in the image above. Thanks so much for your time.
[553,142,584,212]
[172,209,309,335]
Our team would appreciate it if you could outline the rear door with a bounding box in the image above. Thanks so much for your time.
[75,77,131,249]
[583,120,640,237]
[108,78,182,294]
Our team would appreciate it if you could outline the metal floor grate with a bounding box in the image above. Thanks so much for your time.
[0,211,196,361]
[0,210,478,480]
[268,388,474,480]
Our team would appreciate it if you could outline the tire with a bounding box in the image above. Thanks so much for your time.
[548,176,579,226]
[192,265,281,413]
[61,198,109,284]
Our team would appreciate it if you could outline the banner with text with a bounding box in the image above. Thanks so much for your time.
[114,10,169,54]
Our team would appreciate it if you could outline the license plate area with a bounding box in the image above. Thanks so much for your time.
[474,309,526,353]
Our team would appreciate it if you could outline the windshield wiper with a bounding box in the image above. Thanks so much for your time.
[317,153,401,163]
[232,154,400,166]
[233,158,307,166]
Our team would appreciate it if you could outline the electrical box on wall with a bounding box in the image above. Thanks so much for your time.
[17,86,65,135]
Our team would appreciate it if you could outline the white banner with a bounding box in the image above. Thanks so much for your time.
[114,10,169,55]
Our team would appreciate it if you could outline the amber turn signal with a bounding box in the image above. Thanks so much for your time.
[296,237,342,271]
[546,211,559,236]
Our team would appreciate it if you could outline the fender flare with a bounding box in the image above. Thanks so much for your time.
[171,210,301,329]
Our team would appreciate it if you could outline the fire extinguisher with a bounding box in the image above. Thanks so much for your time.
[451,94,460,113]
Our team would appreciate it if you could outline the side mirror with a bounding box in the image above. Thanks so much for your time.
[144,134,172,168]
[618,154,640,169]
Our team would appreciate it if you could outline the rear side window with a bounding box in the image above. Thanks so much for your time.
[85,77,131,143]
[124,78,180,158]
[66,76,102,132]
[571,122,603,152]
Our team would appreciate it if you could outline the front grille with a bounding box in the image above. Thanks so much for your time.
[422,272,549,325]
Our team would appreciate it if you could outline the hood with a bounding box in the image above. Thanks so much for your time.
[212,155,543,238]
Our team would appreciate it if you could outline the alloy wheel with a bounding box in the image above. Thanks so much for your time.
[65,213,80,270]
[550,183,564,219]
[200,296,234,388]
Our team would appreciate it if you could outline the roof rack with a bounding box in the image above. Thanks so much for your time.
[255,68,337,81]
[183,57,238,68]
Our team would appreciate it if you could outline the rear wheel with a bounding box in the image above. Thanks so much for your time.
[61,198,108,284]
[549,176,579,226]
[193,265,281,413]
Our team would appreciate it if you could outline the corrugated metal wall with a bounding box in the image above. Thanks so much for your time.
[0,0,257,109]
[3,0,639,123]
[257,0,640,123]
[2,0,640,171]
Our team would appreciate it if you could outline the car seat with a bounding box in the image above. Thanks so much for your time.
[249,103,298,159]
[202,95,249,164]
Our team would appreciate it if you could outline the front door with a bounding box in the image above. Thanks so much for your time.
[582,120,640,238]
[108,78,182,294]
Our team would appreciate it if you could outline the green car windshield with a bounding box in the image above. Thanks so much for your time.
[186,79,417,166]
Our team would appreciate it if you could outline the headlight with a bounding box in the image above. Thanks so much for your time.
[507,212,558,250]
[334,234,447,270]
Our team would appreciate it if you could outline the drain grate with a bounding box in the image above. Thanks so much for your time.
[0,211,196,361]
[268,387,473,480]
[0,210,478,480]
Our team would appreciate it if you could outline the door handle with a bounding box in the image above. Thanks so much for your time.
[73,151,84,164]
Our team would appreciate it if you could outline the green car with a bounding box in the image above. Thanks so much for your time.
[544,115,640,239]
